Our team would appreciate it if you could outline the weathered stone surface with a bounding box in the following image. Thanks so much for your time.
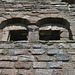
[48,62,63,69]
[47,49,63,55]
[53,54,70,61]
[52,69,66,75]
[47,46,62,55]
[0,49,8,55]
[0,56,18,61]
[35,69,53,75]
[67,69,75,75]
[30,49,45,55]
[60,31,69,38]
[71,43,75,48]
[58,43,70,49]
[0,69,2,75]
[2,69,18,75]
[36,55,53,61]
[0,62,14,68]
[0,44,15,49]
[8,49,27,55]
[33,62,47,69]
[15,43,31,49]
[63,63,74,69]
[32,44,42,49]
[18,70,34,75]
[19,55,35,62]
[67,49,75,54]
[71,55,75,61]
[15,62,31,69]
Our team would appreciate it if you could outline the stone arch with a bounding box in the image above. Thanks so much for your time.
[0,18,30,29]
[0,18,30,41]
[36,17,73,40]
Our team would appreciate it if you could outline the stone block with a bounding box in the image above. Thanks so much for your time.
[48,62,63,69]
[0,56,18,61]
[71,43,75,48]
[67,49,75,54]
[60,32,69,38]
[0,69,2,75]
[58,43,70,49]
[0,49,8,55]
[52,69,66,75]
[15,62,31,69]
[63,63,74,69]
[67,69,75,75]
[18,70,34,75]
[19,55,35,62]
[72,55,75,61]
[73,36,75,40]
[0,44,15,49]
[53,54,70,61]
[15,43,31,49]
[8,49,27,55]
[35,69,53,75]
[33,62,47,69]
[30,49,45,55]
[47,49,64,55]
[2,69,17,75]
[0,62,14,68]
[36,55,53,61]
[32,44,42,49]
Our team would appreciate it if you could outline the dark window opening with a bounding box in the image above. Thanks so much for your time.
[9,30,28,41]
[62,0,74,4]
[39,30,60,40]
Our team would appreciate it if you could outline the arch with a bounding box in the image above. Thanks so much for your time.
[0,18,30,41]
[36,17,73,40]
[0,18,30,29]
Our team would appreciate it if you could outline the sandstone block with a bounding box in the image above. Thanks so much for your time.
[53,54,70,61]
[2,69,17,75]
[36,55,53,61]
[30,49,45,55]
[33,62,47,69]
[15,62,31,69]
[19,55,35,62]
[0,62,14,68]
[48,62,63,69]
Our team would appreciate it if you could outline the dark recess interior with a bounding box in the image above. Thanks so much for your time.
[62,0,74,4]
[39,30,60,40]
[9,30,28,41]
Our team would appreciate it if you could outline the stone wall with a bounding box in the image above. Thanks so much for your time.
[0,41,74,75]
[0,0,75,75]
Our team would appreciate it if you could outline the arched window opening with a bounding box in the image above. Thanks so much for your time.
[37,17,73,41]
[8,30,28,41]
[0,18,30,41]
[39,30,60,40]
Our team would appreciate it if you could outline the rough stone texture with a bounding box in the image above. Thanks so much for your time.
[53,54,70,61]
[33,62,47,69]
[2,69,18,75]
[15,62,31,69]
[35,69,53,75]
[19,55,35,62]
[0,62,14,68]
[48,62,63,69]
[0,0,75,74]
[18,70,34,75]
[58,43,70,49]
[30,49,45,55]
[36,55,53,61]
